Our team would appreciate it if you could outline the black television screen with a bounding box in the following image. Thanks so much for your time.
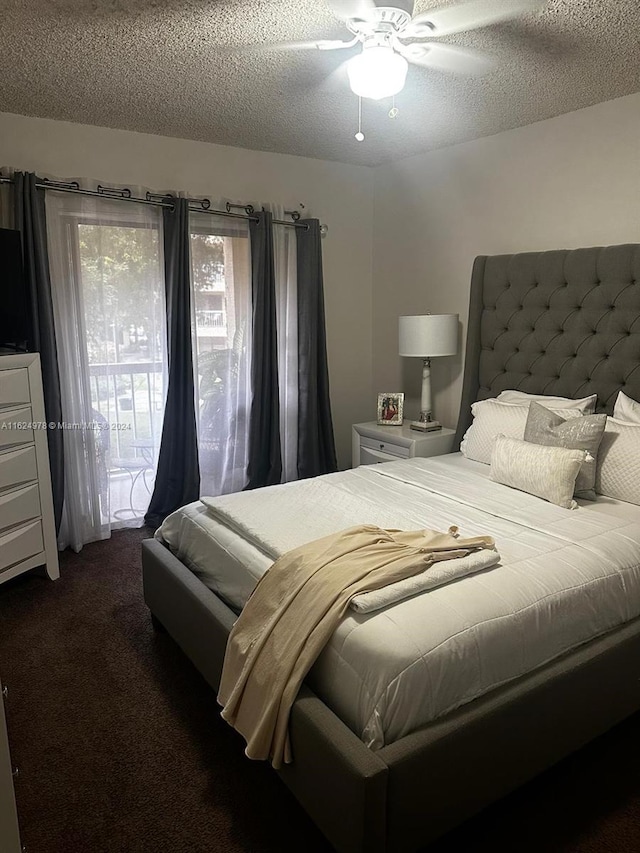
[0,227,30,351]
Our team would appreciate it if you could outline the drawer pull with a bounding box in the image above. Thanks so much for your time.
[379,443,384,450]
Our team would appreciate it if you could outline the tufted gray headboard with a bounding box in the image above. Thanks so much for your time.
[454,244,640,447]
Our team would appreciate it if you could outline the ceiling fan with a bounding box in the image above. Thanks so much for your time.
[283,0,546,102]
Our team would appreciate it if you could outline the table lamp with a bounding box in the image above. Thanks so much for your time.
[398,313,458,431]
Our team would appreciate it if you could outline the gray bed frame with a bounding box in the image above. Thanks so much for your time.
[143,243,640,853]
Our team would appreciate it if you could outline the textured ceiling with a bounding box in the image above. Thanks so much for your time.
[0,0,639,166]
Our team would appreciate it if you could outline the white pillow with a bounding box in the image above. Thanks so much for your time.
[460,399,582,465]
[595,417,640,505]
[490,434,586,509]
[496,390,597,414]
[613,391,640,425]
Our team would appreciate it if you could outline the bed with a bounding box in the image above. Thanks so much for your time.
[143,243,640,853]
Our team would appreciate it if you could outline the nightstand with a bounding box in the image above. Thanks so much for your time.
[352,422,456,468]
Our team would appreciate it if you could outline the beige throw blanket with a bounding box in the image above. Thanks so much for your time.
[217,524,495,769]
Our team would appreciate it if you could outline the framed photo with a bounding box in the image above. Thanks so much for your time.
[377,392,404,426]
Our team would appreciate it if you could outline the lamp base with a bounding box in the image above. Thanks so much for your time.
[410,420,442,432]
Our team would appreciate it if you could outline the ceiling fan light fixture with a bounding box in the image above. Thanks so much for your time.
[347,45,408,100]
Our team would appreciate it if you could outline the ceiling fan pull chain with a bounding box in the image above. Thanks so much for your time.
[355,96,365,142]
[389,95,399,119]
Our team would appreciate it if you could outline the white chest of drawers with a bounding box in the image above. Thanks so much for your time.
[0,353,59,584]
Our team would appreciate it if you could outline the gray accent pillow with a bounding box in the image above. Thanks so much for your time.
[524,401,607,500]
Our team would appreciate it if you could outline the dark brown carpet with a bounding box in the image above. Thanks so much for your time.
[1,529,640,853]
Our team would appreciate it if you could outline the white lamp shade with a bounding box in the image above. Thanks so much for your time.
[347,46,409,101]
[399,314,458,358]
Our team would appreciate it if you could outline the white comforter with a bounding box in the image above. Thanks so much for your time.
[159,454,640,750]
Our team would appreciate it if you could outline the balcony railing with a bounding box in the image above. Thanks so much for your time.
[195,310,227,339]
[89,361,164,464]
[197,309,225,328]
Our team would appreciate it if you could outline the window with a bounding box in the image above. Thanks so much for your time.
[190,213,251,496]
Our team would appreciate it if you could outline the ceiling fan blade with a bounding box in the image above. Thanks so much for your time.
[403,0,544,38]
[316,37,360,51]
[399,41,494,75]
[326,0,377,21]
[237,38,357,53]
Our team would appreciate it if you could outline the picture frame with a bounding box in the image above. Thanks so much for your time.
[377,392,404,426]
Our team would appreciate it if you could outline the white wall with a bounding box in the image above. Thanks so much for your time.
[373,92,640,430]
[4,92,639,465]
[0,111,375,468]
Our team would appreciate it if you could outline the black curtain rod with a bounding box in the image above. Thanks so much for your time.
[0,177,326,232]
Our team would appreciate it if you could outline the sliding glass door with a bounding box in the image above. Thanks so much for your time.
[46,192,166,549]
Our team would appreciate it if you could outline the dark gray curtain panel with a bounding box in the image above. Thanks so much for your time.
[145,198,200,528]
[245,210,282,489]
[14,172,65,533]
[296,219,337,478]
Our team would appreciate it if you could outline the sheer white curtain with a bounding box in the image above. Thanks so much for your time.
[46,190,166,550]
[269,204,299,483]
[190,210,252,497]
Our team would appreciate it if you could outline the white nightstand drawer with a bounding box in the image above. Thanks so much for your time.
[0,407,34,450]
[360,435,410,459]
[0,520,43,574]
[360,446,401,465]
[0,446,38,492]
[0,484,41,534]
[0,368,30,410]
